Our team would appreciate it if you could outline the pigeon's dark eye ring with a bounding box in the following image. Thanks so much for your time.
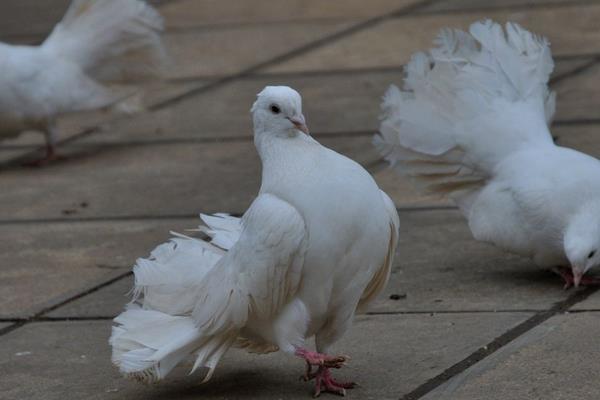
[589,250,596,259]
[270,105,281,114]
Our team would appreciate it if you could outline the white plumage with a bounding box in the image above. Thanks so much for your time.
[0,0,167,161]
[111,86,400,396]
[375,19,600,288]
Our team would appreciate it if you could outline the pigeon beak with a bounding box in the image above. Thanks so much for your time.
[288,114,309,135]
[573,270,583,288]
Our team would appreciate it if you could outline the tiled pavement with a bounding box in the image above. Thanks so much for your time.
[2,1,600,399]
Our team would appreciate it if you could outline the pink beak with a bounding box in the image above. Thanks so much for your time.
[288,114,309,135]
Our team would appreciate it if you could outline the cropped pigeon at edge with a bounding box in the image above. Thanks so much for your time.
[0,0,168,162]
[375,19,600,288]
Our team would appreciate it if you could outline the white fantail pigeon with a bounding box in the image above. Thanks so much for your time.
[110,86,400,396]
[375,19,600,288]
[0,0,167,164]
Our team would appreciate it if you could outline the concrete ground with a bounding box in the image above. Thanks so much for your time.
[2,0,600,399]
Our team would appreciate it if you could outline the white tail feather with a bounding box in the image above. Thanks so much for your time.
[375,20,555,204]
[42,0,167,83]
[111,214,243,383]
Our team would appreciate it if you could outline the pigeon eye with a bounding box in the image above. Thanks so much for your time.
[588,250,596,259]
[270,105,280,114]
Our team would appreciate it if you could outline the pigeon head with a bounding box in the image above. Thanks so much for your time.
[251,86,309,137]
[564,200,600,286]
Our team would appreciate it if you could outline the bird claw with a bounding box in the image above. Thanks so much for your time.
[295,348,355,397]
[309,366,356,398]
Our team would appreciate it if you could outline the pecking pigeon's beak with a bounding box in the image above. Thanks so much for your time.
[573,270,583,288]
[288,114,309,135]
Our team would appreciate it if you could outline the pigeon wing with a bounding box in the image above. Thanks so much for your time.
[191,193,308,336]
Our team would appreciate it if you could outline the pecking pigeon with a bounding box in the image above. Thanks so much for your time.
[375,19,600,289]
[0,0,167,164]
[110,86,400,396]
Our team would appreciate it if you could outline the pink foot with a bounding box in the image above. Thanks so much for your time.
[554,267,600,289]
[308,366,356,397]
[22,145,65,167]
[295,348,355,397]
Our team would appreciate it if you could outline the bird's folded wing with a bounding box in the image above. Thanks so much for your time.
[192,193,308,336]
[358,190,400,310]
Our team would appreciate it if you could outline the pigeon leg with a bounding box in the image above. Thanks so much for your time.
[23,122,64,167]
[295,348,355,397]
[553,267,575,290]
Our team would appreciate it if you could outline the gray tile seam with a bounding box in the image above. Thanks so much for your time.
[142,53,600,84]
[0,130,374,151]
[0,271,132,338]
[1,110,599,154]
[2,0,593,44]
[0,309,576,324]
[147,0,443,112]
[399,286,600,400]
[408,0,600,17]
[0,206,462,227]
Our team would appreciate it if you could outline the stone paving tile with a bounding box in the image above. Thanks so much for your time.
[571,292,600,310]
[370,209,571,313]
[419,0,588,13]
[0,148,31,163]
[80,71,398,144]
[552,62,600,122]
[421,312,600,400]
[0,142,259,220]
[264,4,600,74]
[46,276,133,319]
[161,0,421,28]
[551,56,596,79]
[0,0,69,40]
[373,167,451,209]
[0,219,197,319]
[0,313,531,400]
[554,123,600,155]
[163,20,354,79]
[0,136,382,220]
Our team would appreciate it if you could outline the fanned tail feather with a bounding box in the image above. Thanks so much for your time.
[42,0,167,83]
[375,20,556,204]
[110,214,243,383]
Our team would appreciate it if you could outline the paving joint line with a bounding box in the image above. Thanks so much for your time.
[0,130,374,151]
[148,0,442,111]
[406,0,599,17]
[0,206,460,226]
[399,286,600,400]
[0,309,549,324]
[0,271,132,338]
[549,55,600,86]
[366,309,543,316]
[158,52,600,83]
[4,112,600,153]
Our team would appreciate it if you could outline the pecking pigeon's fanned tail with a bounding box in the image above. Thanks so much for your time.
[110,214,242,383]
[375,20,556,205]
